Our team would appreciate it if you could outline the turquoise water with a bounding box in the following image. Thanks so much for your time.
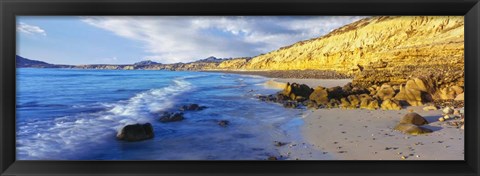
[16,68,318,160]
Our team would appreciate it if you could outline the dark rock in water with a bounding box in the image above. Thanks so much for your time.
[282,101,299,108]
[267,156,278,160]
[275,93,289,102]
[180,104,207,111]
[400,112,428,125]
[218,120,230,127]
[258,95,268,101]
[305,100,319,109]
[159,112,185,122]
[116,123,154,141]
[294,96,308,102]
[274,141,288,147]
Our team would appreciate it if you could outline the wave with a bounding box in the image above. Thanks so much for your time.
[17,101,69,108]
[16,77,192,160]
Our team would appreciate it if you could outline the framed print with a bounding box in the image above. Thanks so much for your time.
[1,0,479,175]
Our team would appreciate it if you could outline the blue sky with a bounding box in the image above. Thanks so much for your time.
[17,16,366,65]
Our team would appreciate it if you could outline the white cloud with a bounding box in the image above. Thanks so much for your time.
[17,22,47,36]
[81,16,366,64]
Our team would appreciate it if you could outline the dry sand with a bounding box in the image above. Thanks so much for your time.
[270,78,464,160]
[302,107,464,160]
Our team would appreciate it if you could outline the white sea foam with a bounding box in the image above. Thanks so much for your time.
[16,77,192,160]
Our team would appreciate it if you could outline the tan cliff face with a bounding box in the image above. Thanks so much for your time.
[216,58,250,70]
[237,16,463,74]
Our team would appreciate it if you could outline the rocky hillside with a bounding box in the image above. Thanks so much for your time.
[16,55,59,68]
[231,16,463,84]
[235,16,463,71]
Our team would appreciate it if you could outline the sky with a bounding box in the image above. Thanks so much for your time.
[17,16,366,65]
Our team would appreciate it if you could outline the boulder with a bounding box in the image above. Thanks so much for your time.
[442,107,454,115]
[381,99,402,110]
[294,96,308,102]
[400,112,428,125]
[435,87,457,100]
[340,98,352,109]
[351,87,369,95]
[309,86,329,105]
[438,117,445,122]
[309,86,345,105]
[159,112,184,122]
[394,84,423,106]
[327,99,340,108]
[367,86,377,96]
[117,123,154,141]
[454,93,464,101]
[180,104,207,111]
[451,86,464,95]
[282,83,313,101]
[393,124,433,135]
[394,78,435,106]
[347,95,360,108]
[376,84,396,100]
[453,109,461,116]
[392,85,400,92]
[305,100,319,109]
[407,78,432,93]
[358,94,379,110]
[342,82,353,92]
[326,86,344,99]
[367,100,380,110]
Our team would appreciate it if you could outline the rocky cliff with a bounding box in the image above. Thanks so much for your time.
[240,17,463,70]
[235,16,463,84]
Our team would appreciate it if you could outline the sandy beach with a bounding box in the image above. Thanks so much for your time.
[268,78,464,160]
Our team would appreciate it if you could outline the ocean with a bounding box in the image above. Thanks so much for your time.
[16,68,326,160]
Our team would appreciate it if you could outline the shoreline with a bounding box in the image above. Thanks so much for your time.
[203,70,352,79]
[254,76,464,160]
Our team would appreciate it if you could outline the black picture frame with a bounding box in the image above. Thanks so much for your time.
[1,0,479,175]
